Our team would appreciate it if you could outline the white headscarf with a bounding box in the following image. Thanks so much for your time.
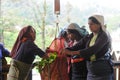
[91,15,112,50]
[91,15,106,32]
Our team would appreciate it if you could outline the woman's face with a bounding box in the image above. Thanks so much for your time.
[67,32,75,41]
[88,19,101,33]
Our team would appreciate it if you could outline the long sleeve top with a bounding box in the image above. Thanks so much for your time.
[67,30,111,61]
[14,40,45,64]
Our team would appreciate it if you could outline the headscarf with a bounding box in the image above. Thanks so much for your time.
[10,25,36,58]
[90,15,112,50]
[67,23,88,37]
[90,15,106,32]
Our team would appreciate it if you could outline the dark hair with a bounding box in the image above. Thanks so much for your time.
[59,30,67,38]
[67,29,83,41]
[88,17,100,25]
[88,16,103,31]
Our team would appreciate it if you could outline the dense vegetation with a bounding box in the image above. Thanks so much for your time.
[0,0,120,51]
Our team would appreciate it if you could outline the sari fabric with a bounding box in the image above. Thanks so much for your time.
[40,37,69,80]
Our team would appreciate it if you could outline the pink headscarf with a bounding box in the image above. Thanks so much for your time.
[10,25,36,58]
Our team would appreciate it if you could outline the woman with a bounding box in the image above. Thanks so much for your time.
[61,15,113,80]
[66,23,88,80]
[0,43,10,80]
[0,42,10,68]
[7,25,48,80]
[40,29,70,80]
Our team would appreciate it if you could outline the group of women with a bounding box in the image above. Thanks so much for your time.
[7,14,114,80]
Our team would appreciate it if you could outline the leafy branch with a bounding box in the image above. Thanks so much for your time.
[35,52,57,73]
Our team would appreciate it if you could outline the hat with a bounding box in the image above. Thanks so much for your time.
[91,15,106,32]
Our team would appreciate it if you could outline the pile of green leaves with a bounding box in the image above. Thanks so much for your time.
[35,52,57,72]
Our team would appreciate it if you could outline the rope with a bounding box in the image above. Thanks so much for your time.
[55,14,59,38]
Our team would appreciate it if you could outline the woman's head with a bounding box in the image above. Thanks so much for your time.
[18,25,36,41]
[66,23,86,41]
[67,29,82,41]
[88,15,105,33]
[58,30,69,41]
[10,25,36,57]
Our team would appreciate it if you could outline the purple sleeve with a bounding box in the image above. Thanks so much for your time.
[28,41,45,57]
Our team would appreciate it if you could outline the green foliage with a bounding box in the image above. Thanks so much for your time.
[35,52,57,73]
[4,31,18,50]
[3,29,55,50]
[106,15,120,32]
[1,0,120,53]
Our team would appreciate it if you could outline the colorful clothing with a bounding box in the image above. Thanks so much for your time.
[8,26,46,80]
[40,37,69,80]
[67,31,113,80]
[66,23,88,80]
[0,43,10,80]
[70,41,87,80]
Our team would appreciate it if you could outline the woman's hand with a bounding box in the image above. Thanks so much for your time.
[61,49,80,56]
[42,53,49,59]
[60,48,72,56]
[45,47,51,53]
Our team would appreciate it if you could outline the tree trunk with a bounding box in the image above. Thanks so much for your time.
[41,16,45,50]
[41,0,46,50]
[0,0,4,43]
[0,28,4,43]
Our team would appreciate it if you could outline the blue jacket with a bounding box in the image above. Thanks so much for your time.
[0,43,10,59]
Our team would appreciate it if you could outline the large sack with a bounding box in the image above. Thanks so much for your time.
[40,38,69,80]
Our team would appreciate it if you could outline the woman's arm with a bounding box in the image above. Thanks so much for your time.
[61,32,110,60]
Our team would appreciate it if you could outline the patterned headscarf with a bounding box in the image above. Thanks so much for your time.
[10,25,36,58]
[67,23,88,37]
